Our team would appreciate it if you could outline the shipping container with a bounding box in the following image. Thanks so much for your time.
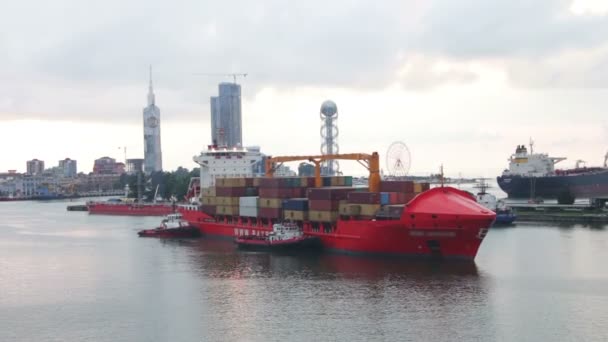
[379,180,414,193]
[239,196,259,207]
[215,197,240,206]
[201,205,216,215]
[307,187,354,201]
[201,196,217,205]
[259,198,283,209]
[343,176,353,186]
[421,182,430,191]
[309,199,341,211]
[282,198,309,211]
[201,187,216,197]
[239,206,259,217]
[339,203,361,216]
[259,187,305,198]
[380,192,390,205]
[283,210,308,221]
[359,204,381,216]
[308,210,339,222]
[216,205,238,215]
[216,187,247,197]
[259,207,283,219]
[347,191,381,204]
[376,204,405,219]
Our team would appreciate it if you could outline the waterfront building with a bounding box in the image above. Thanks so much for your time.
[210,82,242,147]
[58,158,77,177]
[26,159,45,175]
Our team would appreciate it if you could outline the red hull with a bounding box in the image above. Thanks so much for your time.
[235,235,318,248]
[138,227,200,238]
[88,202,174,216]
[180,187,495,260]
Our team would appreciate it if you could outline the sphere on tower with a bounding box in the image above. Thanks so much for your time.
[320,100,338,117]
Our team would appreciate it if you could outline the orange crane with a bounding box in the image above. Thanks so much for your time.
[265,152,381,192]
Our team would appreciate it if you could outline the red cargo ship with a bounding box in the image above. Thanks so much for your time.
[180,186,495,260]
[87,201,174,216]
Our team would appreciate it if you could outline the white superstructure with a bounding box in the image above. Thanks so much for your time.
[502,142,566,177]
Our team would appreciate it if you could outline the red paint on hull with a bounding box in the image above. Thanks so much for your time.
[87,202,174,216]
[179,187,495,260]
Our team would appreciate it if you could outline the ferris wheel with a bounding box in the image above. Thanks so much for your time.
[386,141,411,178]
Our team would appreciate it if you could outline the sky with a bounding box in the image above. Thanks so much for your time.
[2,0,608,177]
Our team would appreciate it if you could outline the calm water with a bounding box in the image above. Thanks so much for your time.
[1,200,608,342]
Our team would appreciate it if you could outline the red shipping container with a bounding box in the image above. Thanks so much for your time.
[201,205,216,215]
[259,187,302,198]
[379,181,414,193]
[216,187,247,197]
[309,200,340,211]
[259,207,283,219]
[307,187,354,201]
[347,192,381,204]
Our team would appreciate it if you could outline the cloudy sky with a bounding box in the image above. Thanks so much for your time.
[2,0,608,177]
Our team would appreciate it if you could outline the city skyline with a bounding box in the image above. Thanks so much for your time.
[2,0,608,178]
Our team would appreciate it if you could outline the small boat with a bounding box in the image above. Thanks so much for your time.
[235,222,319,250]
[137,213,200,238]
[475,179,517,226]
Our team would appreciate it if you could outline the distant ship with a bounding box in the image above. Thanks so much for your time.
[497,141,608,200]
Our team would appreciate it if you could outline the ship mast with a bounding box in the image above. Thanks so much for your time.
[529,137,534,154]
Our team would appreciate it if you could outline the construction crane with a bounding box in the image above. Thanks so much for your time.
[265,152,381,193]
[193,73,248,84]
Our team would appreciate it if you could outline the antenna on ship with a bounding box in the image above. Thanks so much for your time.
[529,137,534,154]
[440,164,445,187]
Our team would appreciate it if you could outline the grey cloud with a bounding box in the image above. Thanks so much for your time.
[2,0,608,122]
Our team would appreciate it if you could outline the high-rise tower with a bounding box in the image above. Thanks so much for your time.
[320,100,339,175]
[143,66,163,173]
[210,82,242,147]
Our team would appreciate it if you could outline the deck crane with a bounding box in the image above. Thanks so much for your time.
[193,73,248,84]
[265,152,381,193]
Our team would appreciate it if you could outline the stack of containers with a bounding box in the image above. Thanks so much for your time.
[308,187,354,222]
[258,178,308,219]
[239,196,259,217]
[321,176,354,187]
[346,192,381,218]
[282,198,309,221]
[200,187,217,215]
[215,177,257,216]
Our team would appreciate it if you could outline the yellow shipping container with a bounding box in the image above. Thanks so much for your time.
[216,205,238,215]
[201,187,216,197]
[201,196,217,205]
[259,198,283,209]
[309,210,339,222]
[414,183,423,193]
[339,203,361,216]
[216,196,240,206]
[283,210,308,221]
[359,204,381,216]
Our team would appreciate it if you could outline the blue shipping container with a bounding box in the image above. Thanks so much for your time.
[380,192,391,205]
[282,198,309,211]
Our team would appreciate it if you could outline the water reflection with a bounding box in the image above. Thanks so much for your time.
[156,239,492,341]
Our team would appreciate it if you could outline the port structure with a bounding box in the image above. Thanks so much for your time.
[320,100,339,175]
[265,152,381,192]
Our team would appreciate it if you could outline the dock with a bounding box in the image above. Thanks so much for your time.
[67,205,88,212]
[509,202,608,223]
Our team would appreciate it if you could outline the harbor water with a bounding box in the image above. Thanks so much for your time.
[1,200,608,341]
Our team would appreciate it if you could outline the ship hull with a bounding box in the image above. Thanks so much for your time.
[497,170,608,199]
[87,203,174,216]
[181,187,494,260]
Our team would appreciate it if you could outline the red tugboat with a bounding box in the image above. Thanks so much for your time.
[138,213,200,238]
[235,222,319,250]
[179,152,496,261]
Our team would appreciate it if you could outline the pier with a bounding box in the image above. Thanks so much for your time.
[509,200,608,223]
